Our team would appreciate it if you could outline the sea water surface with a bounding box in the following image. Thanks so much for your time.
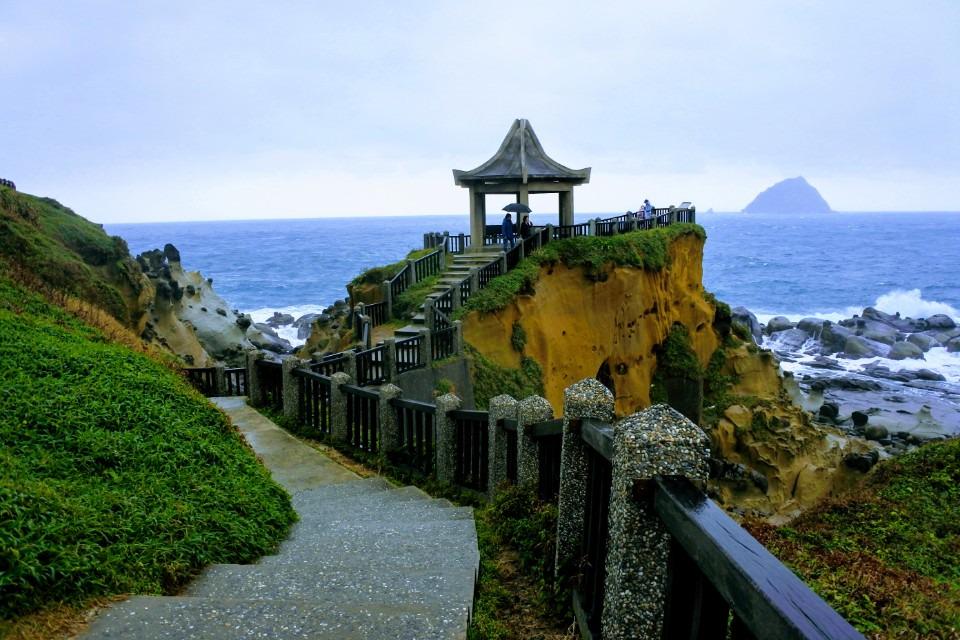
[106,211,960,382]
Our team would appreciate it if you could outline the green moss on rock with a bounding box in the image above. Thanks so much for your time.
[466,344,544,409]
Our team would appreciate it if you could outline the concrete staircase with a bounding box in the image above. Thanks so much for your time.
[79,399,479,640]
[395,247,502,340]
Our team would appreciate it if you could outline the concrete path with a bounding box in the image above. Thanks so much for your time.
[79,398,478,639]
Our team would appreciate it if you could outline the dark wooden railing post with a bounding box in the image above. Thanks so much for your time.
[282,357,306,422]
[434,392,462,484]
[245,349,264,407]
[487,394,518,496]
[517,395,554,487]
[378,383,403,451]
[555,379,615,580]
[601,404,710,639]
[213,364,227,396]
[329,371,352,443]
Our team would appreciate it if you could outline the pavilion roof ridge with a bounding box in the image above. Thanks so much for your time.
[453,119,591,186]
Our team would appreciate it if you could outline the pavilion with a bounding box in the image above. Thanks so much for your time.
[453,119,590,248]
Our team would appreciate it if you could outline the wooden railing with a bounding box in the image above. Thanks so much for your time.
[355,345,386,386]
[575,419,614,637]
[343,384,380,453]
[478,260,501,288]
[389,262,410,300]
[225,367,246,395]
[395,335,423,373]
[185,367,217,395]
[449,409,489,492]
[499,419,519,484]
[292,369,332,436]
[390,397,436,475]
[311,353,346,377]
[445,233,472,254]
[413,247,444,281]
[366,301,387,327]
[533,419,563,501]
[432,325,456,361]
[459,277,474,306]
[553,222,591,240]
[255,359,283,411]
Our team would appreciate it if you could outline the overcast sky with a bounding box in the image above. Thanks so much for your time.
[2,1,958,222]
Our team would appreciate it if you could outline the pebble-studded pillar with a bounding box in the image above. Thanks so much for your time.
[329,371,352,443]
[600,404,711,640]
[486,394,518,495]
[517,395,554,488]
[378,383,403,452]
[555,378,615,579]
[245,349,264,406]
[383,338,398,382]
[434,392,462,484]
[281,357,306,422]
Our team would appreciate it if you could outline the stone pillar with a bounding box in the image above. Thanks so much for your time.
[559,190,574,226]
[453,320,464,355]
[545,223,554,244]
[630,218,638,232]
[214,364,227,396]
[600,404,710,639]
[518,186,529,207]
[689,206,696,224]
[498,252,507,275]
[517,395,554,487]
[487,394,519,495]
[588,218,597,236]
[407,259,417,285]
[451,283,462,312]
[418,327,432,367]
[329,371,352,443]
[434,392,463,484]
[555,378,615,578]
[282,357,305,422]
[424,298,436,333]
[245,349,264,406]
[384,338,398,382]
[342,351,357,381]
[669,206,677,225]
[382,280,393,318]
[470,189,486,250]
[378,383,403,452]
[469,267,480,295]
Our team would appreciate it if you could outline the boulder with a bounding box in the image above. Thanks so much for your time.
[862,307,924,332]
[851,410,869,427]
[236,315,253,330]
[916,368,946,382]
[265,312,295,328]
[888,341,924,360]
[842,335,888,359]
[907,333,940,351]
[925,314,957,330]
[819,402,839,420]
[764,316,795,334]
[768,328,810,351]
[293,313,321,328]
[163,243,181,264]
[858,319,899,346]
[797,317,826,335]
[843,450,879,472]
[732,306,762,343]
[819,322,854,354]
[947,336,960,353]
[247,326,293,354]
[253,322,280,338]
[864,424,889,441]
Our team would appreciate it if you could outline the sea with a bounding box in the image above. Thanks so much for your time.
[105,211,960,386]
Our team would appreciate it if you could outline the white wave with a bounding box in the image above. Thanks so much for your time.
[754,289,958,326]
[776,347,960,385]
[244,304,330,347]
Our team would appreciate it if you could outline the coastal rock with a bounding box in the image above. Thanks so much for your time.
[888,341,924,360]
[862,307,924,332]
[907,333,940,351]
[925,314,957,330]
[163,243,181,264]
[864,424,889,441]
[856,319,899,346]
[732,306,762,343]
[819,402,839,420]
[765,316,795,334]
[265,312,295,328]
[842,335,888,359]
[947,336,960,353]
[294,313,321,328]
[797,317,826,335]
[843,450,879,473]
[247,326,293,353]
[768,328,810,351]
[253,322,280,338]
[818,322,853,354]
[851,410,869,427]
[916,368,946,382]
[742,176,832,214]
[236,314,253,330]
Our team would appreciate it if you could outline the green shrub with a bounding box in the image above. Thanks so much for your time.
[466,344,544,409]
[0,276,296,619]
[509,321,526,353]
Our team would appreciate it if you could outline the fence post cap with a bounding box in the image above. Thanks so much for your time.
[614,403,710,480]
[435,392,462,412]
[518,395,553,422]
[563,378,615,422]
[378,383,402,399]
[330,371,352,385]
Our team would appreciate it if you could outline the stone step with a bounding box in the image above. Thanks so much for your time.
[288,477,393,503]
[290,484,437,516]
[184,563,475,619]
[291,497,474,529]
[80,595,465,640]
[256,536,479,573]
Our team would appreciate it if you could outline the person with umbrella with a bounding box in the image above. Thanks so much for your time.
[501,202,530,250]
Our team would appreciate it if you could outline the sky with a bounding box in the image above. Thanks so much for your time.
[1,1,958,222]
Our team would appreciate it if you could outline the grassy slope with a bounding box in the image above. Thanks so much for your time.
[0,273,296,621]
[0,187,141,325]
[748,438,960,638]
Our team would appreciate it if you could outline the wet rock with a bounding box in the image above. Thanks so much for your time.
[216,307,227,316]
[858,319,899,346]
[253,322,280,337]
[843,450,879,472]
[732,306,762,343]
[808,356,843,370]
[947,336,960,353]
[265,312,295,328]
[851,410,869,427]
[293,313,321,328]
[916,368,946,382]
[888,341,924,360]
[819,322,854,354]
[819,402,839,420]
[864,424,889,441]
[926,314,957,330]
[862,307,924,332]
[163,243,181,264]
[907,333,940,351]
[769,328,810,351]
[827,377,883,391]
[765,316,795,334]
[797,317,826,335]
[247,326,293,354]
[842,335,889,359]
[236,315,253,330]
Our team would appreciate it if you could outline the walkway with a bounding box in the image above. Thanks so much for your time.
[79,397,479,639]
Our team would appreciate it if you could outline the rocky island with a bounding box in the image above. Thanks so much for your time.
[743,176,832,213]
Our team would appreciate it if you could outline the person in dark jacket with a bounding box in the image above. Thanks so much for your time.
[501,213,515,250]
[519,214,532,239]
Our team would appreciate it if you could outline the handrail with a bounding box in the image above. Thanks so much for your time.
[653,476,864,640]
[291,368,332,383]
[531,418,563,438]
[389,397,437,413]
[340,383,379,399]
[498,418,518,432]
[579,417,614,461]
[448,408,489,421]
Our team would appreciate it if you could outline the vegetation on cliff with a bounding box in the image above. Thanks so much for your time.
[454,224,706,318]
[466,344,544,410]
[747,437,960,638]
[0,273,296,624]
[0,187,142,326]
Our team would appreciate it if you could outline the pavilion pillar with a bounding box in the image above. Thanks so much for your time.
[518,185,529,207]
[470,188,486,250]
[559,190,574,226]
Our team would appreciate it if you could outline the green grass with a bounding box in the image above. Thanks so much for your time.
[350,247,439,287]
[0,272,296,620]
[465,344,544,410]
[747,438,960,637]
[0,188,142,325]
[453,224,706,319]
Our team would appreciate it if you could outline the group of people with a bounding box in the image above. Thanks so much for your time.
[500,213,533,250]
[629,199,655,219]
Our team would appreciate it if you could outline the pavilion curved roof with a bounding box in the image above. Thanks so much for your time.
[453,119,591,186]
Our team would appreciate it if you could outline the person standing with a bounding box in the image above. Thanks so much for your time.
[643,199,654,220]
[502,212,515,250]
[519,214,532,239]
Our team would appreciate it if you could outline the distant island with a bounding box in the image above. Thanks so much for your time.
[743,176,832,213]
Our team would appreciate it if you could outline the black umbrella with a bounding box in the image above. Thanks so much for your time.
[502,202,532,214]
